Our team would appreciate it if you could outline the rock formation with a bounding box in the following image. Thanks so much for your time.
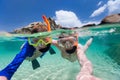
[13,17,61,34]
[13,22,45,34]
[100,13,120,24]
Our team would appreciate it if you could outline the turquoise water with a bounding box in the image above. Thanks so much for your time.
[0,24,120,80]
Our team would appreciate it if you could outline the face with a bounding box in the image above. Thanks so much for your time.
[29,22,51,49]
[58,37,77,50]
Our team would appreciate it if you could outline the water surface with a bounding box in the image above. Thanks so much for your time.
[0,24,120,80]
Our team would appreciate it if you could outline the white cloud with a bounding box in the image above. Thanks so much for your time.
[90,4,107,17]
[97,1,103,6]
[90,0,120,18]
[54,10,82,28]
[107,0,120,15]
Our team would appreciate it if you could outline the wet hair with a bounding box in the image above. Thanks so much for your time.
[58,33,75,39]
[39,43,51,53]
[31,23,47,34]
[65,46,77,54]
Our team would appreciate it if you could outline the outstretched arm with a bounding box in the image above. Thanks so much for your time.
[0,42,35,80]
[76,37,101,80]
[77,37,94,70]
[76,38,93,79]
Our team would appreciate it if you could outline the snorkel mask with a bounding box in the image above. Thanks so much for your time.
[58,36,78,48]
[28,37,52,47]
[28,15,52,47]
[58,35,78,54]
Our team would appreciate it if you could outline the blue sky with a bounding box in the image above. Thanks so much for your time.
[0,0,120,31]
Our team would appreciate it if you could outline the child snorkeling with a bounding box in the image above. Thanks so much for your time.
[0,15,55,80]
[25,15,53,69]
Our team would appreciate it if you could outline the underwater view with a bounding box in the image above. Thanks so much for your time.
[0,24,120,80]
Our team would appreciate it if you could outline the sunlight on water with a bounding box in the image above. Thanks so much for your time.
[0,24,120,80]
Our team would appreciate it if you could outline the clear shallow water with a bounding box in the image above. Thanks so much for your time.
[0,24,120,80]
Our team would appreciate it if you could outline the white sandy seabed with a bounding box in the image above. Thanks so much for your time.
[11,49,120,80]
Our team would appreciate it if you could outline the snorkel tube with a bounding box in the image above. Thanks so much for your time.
[42,15,56,55]
[42,15,51,32]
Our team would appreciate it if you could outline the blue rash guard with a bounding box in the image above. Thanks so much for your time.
[0,41,35,80]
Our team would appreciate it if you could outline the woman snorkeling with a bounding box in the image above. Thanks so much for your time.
[52,32,79,62]
[52,33,101,80]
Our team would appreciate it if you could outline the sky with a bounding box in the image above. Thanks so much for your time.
[0,0,120,32]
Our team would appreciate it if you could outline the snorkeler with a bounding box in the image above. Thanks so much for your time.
[0,15,55,80]
[52,33,101,80]
[21,15,56,69]
[52,32,79,62]
[25,15,53,69]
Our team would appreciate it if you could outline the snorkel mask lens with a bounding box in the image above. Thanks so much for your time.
[28,37,52,47]
[58,37,78,48]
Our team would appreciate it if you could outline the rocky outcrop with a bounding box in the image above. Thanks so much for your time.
[13,22,43,34]
[48,17,61,29]
[14,27,32,34]
[100,13,120,24]
[13,17,62,34]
